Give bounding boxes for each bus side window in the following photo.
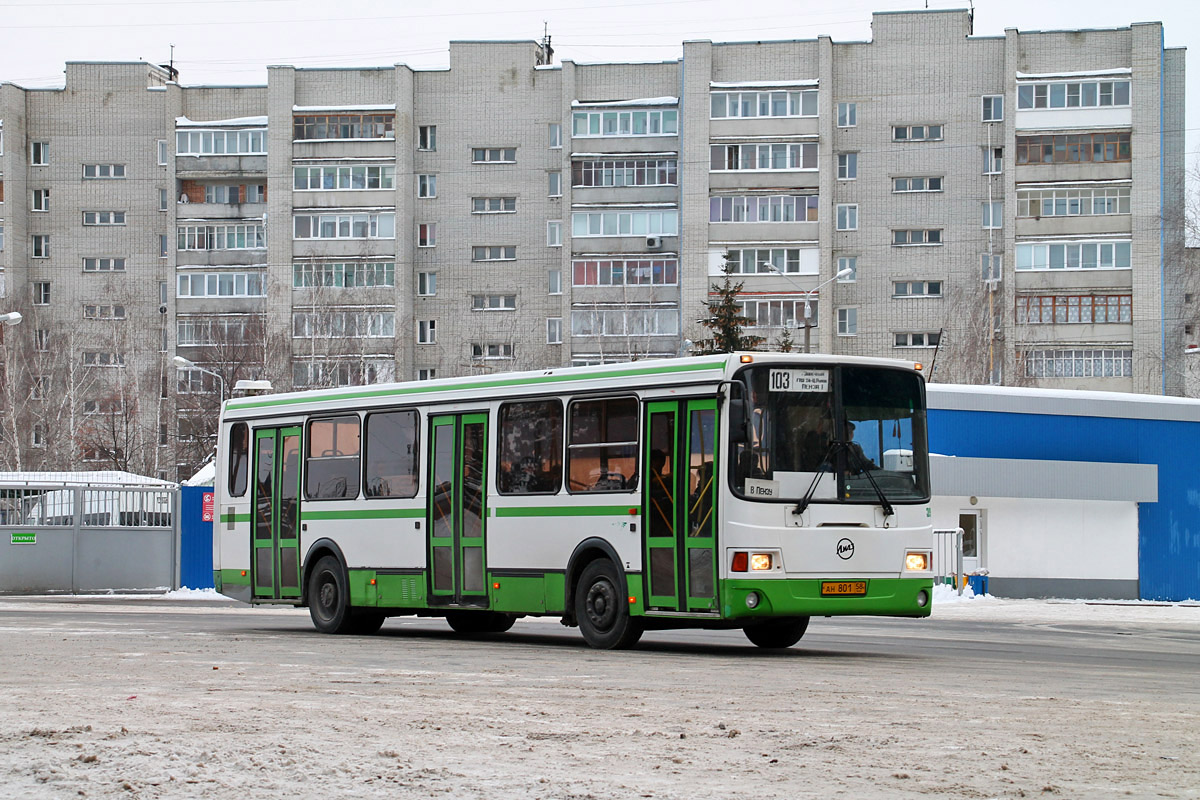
[566,397,638,493]
[363,410,419,498]
[306,416,362,500]
[228,422,249,497]
[497,399,563,495]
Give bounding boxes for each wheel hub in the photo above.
[586,581,615,629]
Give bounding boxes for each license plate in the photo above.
[821,580,867,596]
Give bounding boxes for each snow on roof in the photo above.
[292,103,397,112]
[183,460,215,487]
[0,471,175,487]
[572,97,678,108]
[1016,68,1131,80]
[709,79,818,88]
[176,115,268,127]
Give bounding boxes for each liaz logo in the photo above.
[836,538,855,560]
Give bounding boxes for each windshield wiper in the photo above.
[793,440,894,518]
[845,444,894,517]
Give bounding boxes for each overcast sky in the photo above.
[0,0,1194,163]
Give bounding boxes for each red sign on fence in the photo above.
[202,492,215,522]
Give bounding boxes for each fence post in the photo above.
[72,486,84,593]
[172,488,182,591]
[955,527,964,597]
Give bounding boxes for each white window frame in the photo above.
[547,317,563,344]
[471,294,516,312]
[892,125,943,142]
[30,142,49,166]
[472,147,516,163]
[836,204,858,231]
[83,211,126,226]
[417,175,436,198]
[570,210,678,238]
[32,189,50,212]
[418,368,437,381]
[892,229,943,247]
[549,171,562,197]
[83,257,126,273]
[82,164,126,179]
[709,90,818,119]
[984,147,1004,175]
[157,139,168,165]
[417,272,437,297]
[837,102,857,128]
[32,235,50,258]
[893,280,943,298]
[836,307,858,336]
[33,281,50,305]
[571,109,679,138]
[472,246,517,262]
[471,197,516,214]
[982,201,1003,230]
[894,332,941,348]
[292,213,394,241]
[418,223,436,248]
[547,220,562,247]
[837,153,857,180]
[418,125,436,151]
[548,123,562,149]
[548,269,562,295]
[893,176,942,193]
[837,256,857,283]
[982,95,1004,122]
[709,142,818,172]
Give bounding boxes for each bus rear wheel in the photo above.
[743,617,810,649]
[445,610,516,635]
[575,560,643,650]
[308,555,356,634]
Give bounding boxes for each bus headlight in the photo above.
[745,592,760,609]
[750,553,773,571]
[905,551,930,572]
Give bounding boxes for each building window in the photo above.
[710,90,818,119]
[83,211,126,226]
[549,123,562,149]
[892,229,942,246]
[1017,80,1130,110]
[32,189,49,211]
[893,280,942,298]
[418,125,436,151]
[571,109,678,137]
[159,188,169,211]
[724,248,817,276]
[547,220,562,247]
[836,204,858,231]
[1016,294,1132,324]
[892,125,943,142]
[571,210,678,237]
[982,254,1002,283]
[32,235,50,258]
[837,102,857,128]
[293,165,395,190]
[157,139,168,165]
[176,315,264,346]
[417,272,437,297]
[893,176,942,193]
[837,307,858,336]
[570,307,679,337]
[837,256,857,282]
[1015,133,1130,165]
[82,304,126,320]
[572,258,678,287]
[982,95,1004,122]
[709,195,818,222]
[982,202,1003,229]
[472,342,514,360]
[547,317,563,344]
[292,213,394,240]
[82,164,126,179]
[30,377,49,400]
[418,320,437,344]
[1015,241,1131,271]
[837,153,857,180]
[177,129,267,154]
[31,142,49,166]
[34,329,49,351]
[472,246,516,261]
[894,332,941,348]
[709,143,817,171]
[472,294,516,311]
[31,424,47,448]
[293,114,393,140]
[83,257,126,273]
[549,171,562,197]
[82,351,126,367]
[1022,348,1132,378]
[471,196,516,214]
[178,272,266,298]
[548,269,562,295]
[180,223,267,249]
[740,298,813,330]
[572,158,677,187]
[472,147,516,163]
[418,175,436,198]
[292,310,395,339]
[984,147,1003,175]
[1017,187,1130,217]
[418,369,437,381]
[418,223,436,248]
[159,234,169,257]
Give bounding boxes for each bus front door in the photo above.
[643,399,718,613]
[251,426,303,600]
[426,413,489,606]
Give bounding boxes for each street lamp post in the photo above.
[0,312,21,344]
[172,355,226,404]
[764,266,853,353]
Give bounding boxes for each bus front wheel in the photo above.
[308,555,355,634]
[743,617,810,649]
[575,560,643,650]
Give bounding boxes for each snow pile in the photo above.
[163,587,226,600]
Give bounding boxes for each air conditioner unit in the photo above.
[646,236,663,249]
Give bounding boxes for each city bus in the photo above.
[213,352,933,649]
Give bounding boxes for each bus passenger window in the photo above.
[306,416,361,499]
[364,410,419,498]
[567,397,637,493]
[228,422,249,496]
[498,400,563,495]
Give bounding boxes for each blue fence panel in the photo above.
[179,485,214,589]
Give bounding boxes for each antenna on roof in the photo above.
[158,43,179,81]
[538,23,554,66]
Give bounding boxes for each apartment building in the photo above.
[0,9,1186,477]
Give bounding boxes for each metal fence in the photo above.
[932,527,964,596]
[0,484,179,594]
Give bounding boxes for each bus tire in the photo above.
[743,617,810,649]
[307,555,354,634]
[575,560,643,650]
[347,612,386,635]
[445,610,516,635]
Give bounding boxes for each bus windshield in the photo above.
[732,364,929,504]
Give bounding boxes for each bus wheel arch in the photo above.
[302,540,360,635]
[563,538,627,627]
[301,538,348,608]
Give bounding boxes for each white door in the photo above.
[958,510,983,575]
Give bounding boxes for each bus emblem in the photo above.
[836,538,855,560]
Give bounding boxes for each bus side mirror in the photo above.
[727,383,748,444]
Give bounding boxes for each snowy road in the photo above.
[0,594,1197,799]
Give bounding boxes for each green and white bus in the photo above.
[213,352,933,649]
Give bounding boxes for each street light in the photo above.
[1,312,22,326]
[763,265,853,353]
[173,355,226,404]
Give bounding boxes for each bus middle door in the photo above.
[251,426,303,600]
[426,413,489,607]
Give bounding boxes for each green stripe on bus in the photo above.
[300,508,425,521]
[225,358,726,411]
[494,505,637,518]
[220,513,251,523]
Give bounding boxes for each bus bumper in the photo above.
[722,577,933,620]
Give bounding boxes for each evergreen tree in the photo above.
[695,253,765,354]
